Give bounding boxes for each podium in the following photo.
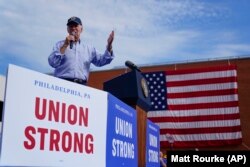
[103,70,151,167]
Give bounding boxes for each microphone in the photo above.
[125,60,141,72]
[70,41,73,49]
[70,32,76,49]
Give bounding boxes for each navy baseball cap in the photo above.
[67,16,82,26]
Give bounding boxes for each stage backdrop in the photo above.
[0,64,138,167]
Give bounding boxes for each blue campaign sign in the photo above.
[106,94,138,167]
[146,120,160,167]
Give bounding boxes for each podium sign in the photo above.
[146,120,160,167]
[106,94,138,166]
[0,64,138,167]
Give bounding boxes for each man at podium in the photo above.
[48,16,115,85]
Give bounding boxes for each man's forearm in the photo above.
[60,44,68,54]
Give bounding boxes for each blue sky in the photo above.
[0,0,250,75]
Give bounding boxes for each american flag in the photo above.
[143,65,242,148]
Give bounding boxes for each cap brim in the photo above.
[67,21,81,25]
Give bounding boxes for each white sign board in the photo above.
[0,64,108,166]
[0,75,5,101]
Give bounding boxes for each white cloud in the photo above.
[208,44,250,58]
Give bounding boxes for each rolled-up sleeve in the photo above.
[48,41,65,68]
[91,47,115,67]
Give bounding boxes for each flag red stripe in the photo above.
[167,89,238,98]
[167,76,237,87]
[166,65,236,75]
[168,101,239,110]
[148,113,240,123]
[160,138,242,148]
[160,126,242,134]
